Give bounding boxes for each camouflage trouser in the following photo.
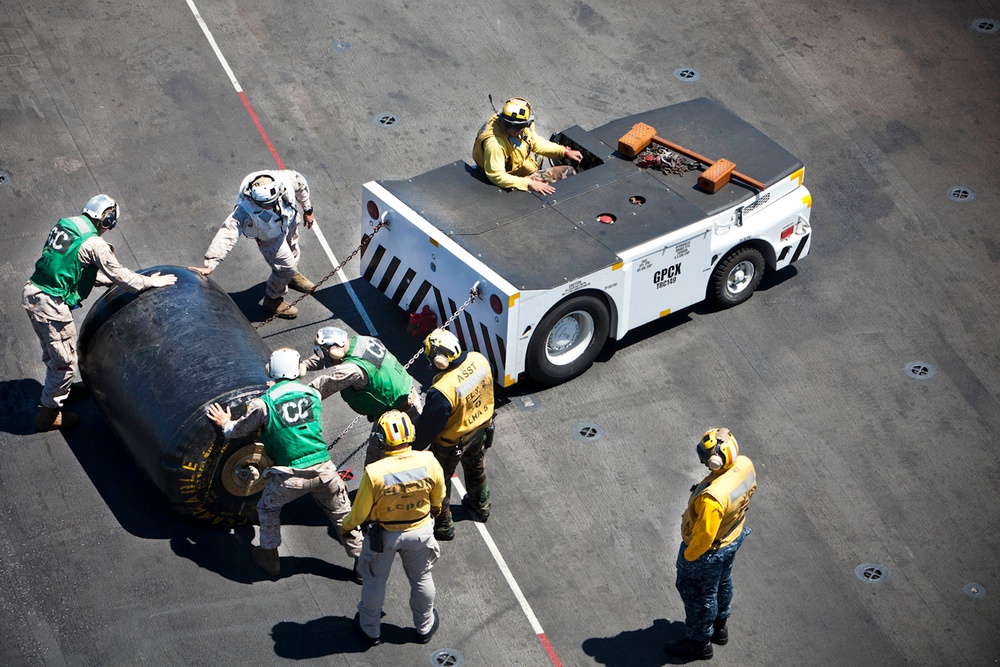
[23,288,76,409]
[431,427,490,535]
[530,164,577,184]
[675,525,751,642]
[256,223,301,300]
[256,460,363,558]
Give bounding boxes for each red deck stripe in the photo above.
[238,90,284,169]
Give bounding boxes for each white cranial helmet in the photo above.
[244,172,282,205]
[268,348,301,380]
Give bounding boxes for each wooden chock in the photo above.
[618,123,657,159]
[698,158,736,193]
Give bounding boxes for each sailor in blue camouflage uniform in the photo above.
[665,428,757,661]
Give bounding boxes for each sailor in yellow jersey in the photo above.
[342,411,446,647]
[412,328,495,541]
[472,97,583,196]
[665,428,757,661]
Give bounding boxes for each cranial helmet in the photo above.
[268,348,301,381]
[499,97,534,129]
[314,326,350,362]
[696,428,739,471]
[377,410,415,448]
[82,194,119,230]
[423,328,461,370]
[244,172,283,205]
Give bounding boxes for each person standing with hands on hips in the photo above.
[412,328,495,542]
[665,427,757,661]
[341,411,446,647]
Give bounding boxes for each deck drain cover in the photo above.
[332,40,351,51]
[573,422,604,442]
[855,563,888,584]
[673,67,701,82]
[515,395,542,411]
[904,361,936,380]
[947,186,975,202]
[372,112,401,127]
[963,582,986,599]
[430,648,464,666]
[0,169,10,185]
[972,18,998,34]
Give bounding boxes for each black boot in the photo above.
[711,618,728,645]
[664,637,713,660]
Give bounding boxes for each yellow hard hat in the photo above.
[423,328,462,370]
[377,410,415,448]
[696,428,739,471]
[499,97,534,128]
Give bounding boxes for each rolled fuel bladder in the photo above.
[79,266,273,526]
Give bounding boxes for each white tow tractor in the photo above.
[360,97,812,386]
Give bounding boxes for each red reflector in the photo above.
[367,200,380,220]
[490,294,503,314]
[780,225,793,240]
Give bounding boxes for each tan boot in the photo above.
[35,407,80,432]
[252,546,281,577]
[288,272,316,294]
[262,296,298,319]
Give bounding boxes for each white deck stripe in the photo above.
[450,478,545,635]
[312,224,378,336]
[184,0,241,92]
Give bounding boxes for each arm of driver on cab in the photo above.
[529,130,571,161]
[683,495,724,562]
[480,137,532,191]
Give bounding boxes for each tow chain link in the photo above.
[253,220,388,330]
[636,145,700,177]
[330,281,482,465]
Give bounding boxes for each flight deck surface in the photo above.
[1,1,998,665]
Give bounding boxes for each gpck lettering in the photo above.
[654,263,682,289]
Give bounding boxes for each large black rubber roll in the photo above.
[79,266,272,526]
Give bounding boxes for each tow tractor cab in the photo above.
[360,98,812,386]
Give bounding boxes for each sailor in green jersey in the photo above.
[22,194,176,432]
[206,348,364,580]
[304,327,423,465]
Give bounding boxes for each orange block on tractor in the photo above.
[617,122,765,192]
[698,158,736,193]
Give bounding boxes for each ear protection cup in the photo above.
[432,353,449,370]
[698,427,736,471]
[328,346,347,362]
